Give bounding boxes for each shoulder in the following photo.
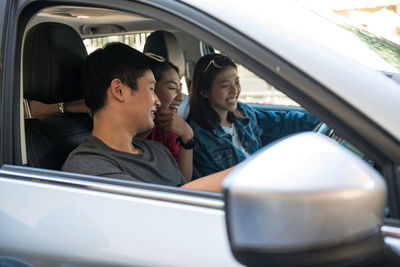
[237,101,250,110]
[189,121,208,132]
[63,135,111,159]
[237,101,256,115]
[135,138,172,155]
[237,102,260,123]
[189,121,202,133]
[62,137,118,175]
[189,121,215,138]
[237,101,249,110]
[66,135,104,157]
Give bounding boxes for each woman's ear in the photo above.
[200,89,209,99]
[109,78,125,102]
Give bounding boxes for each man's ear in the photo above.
[109,78,125,102]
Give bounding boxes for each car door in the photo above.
[0,164,238,266]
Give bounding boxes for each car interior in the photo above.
[18,4,387,201]
[22,7,191,171]
[20,6,306,172]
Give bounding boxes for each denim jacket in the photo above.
[190,102,319,178]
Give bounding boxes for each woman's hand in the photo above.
[158,109,194,181]
[157,109,194,142]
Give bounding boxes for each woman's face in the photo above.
[204,65,241,116]
[154,68,183,113]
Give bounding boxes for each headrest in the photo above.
[143,30,185,76]
[23,22,88,103]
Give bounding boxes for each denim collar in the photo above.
[211,117,251,137]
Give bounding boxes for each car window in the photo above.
[22,8,313,188]
[83,33,151,55]
[81,28,377,177]
[211,48,299,106]
[19,9,346,164]
[17,4,397,207]
[236,64,299,105]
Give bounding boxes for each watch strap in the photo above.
[177,137,196,149]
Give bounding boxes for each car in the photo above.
[0,0,400,266]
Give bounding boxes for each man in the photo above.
[62,42,231,192]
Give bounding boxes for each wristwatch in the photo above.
[178,137,196,149]
[58,102,65,113]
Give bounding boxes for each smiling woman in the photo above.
[139,55,194,181]
[187,53,319,178]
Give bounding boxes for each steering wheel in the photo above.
[312,121,334,137]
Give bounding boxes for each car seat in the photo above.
[23,22,92,170]
[143,30,185,75]
[143,30,189,119]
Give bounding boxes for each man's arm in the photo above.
[180,166,235,192]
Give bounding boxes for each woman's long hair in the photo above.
[187,53,243,130]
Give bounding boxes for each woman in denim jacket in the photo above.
[187,54,319,178]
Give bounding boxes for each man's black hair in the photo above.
[81,42,156,114]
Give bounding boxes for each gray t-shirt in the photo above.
[62,135,186,187]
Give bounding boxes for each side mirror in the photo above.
[223,133,387,266]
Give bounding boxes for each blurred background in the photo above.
[239,0,400,105]
[298,0,400,45]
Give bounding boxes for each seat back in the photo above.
[23,22,92,170]
[143,30,185,76]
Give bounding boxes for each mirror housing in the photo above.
[224,133,387,266]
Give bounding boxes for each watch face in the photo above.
[58,102,64,113]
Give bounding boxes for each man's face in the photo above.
[125,70,160,134]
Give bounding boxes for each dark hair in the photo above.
[81,42,155,114]
[148,56,180,82]
[187,53,243,130]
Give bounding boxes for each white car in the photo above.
[0,0,399,266]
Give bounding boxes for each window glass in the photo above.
[237,65,299,106]
[83,33,151,54]
[210,49,298,105]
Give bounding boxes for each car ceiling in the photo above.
[27,6,173,38]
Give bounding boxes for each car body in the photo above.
[0,0,400,266]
